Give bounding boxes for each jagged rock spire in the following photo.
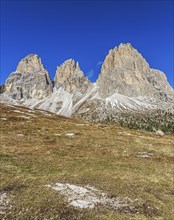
[16,54,45,73]
[54,59,91,93]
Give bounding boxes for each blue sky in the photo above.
[1,0,173,87]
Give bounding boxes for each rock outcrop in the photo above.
[4,54,53,100]
[147,69,174,102]
[1,43,173,132]
[26,59,94,116]
[96,43,173,101]
[54,59,91,94]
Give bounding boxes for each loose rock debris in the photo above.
[0,192,9,214]
[47,183,131,210]
[65,133,75,137]
[137,152,154,158]
[0,118,7,121]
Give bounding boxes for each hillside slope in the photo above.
[0,103,174,219]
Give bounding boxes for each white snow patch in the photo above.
[47,183,129,209]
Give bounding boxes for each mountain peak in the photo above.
[96,44,157,98]
[16,54,45,73]
[56,59,81,74]
[4,54,52,100]
[54,59,91,93]
[1,43,173,123]
[118,42,133,48]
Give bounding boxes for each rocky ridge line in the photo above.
[0,43,173,132]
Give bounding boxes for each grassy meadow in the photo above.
[0,103,173,219]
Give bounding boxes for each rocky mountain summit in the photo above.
[54,59,91,94]
[97,43,173,101]
[4,54,53,100]
[1,43,173,131]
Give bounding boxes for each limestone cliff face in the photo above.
[54,59,91,94]
[1,44,173,121]
[5,54,53,100]
[16,54,45,73]
[96,43,172,101]
[147,69,174,101]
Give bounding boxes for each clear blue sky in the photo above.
[1,0,173,87]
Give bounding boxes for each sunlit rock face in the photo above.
[5,54,53,100]
[54,59,91,94]
[96,43,173,101]
[1,43,173,126]
[16,54,45,73]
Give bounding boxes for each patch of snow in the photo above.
[47,183,129,210]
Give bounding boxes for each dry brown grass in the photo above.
[0,103,174,219]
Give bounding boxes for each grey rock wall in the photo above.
[4,54,53,100]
